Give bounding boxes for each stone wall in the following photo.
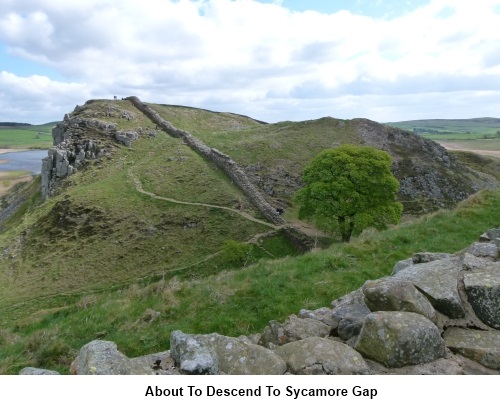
[126,96,285,226]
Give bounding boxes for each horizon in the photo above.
[2,106,500,126]
[1,0,500,124]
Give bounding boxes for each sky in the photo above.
[1,0,500,124]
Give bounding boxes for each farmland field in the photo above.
[0,122,56,149]
[436,139,500,158]
[386,117,500,141]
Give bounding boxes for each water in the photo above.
[0,150,48,175]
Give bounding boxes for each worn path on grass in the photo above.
[128,170,280,230]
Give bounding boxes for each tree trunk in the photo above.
[338,217,353,243]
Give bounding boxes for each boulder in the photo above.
[274,337,370,375]
[258,315,330,348]
[258,320,286,348]
[354,311,445,368]
[467,242,499,259]
[362,277,436,322]
[331,289,371,341]
[364,357,465,375]
[71,340,169,375]
[71,340,131,375]
[130,351,177,375]
[479,228,500,242]
[115,131,139,147]
[462,253,496,272]
[444,328,500,370]
[393,258,465,318]
[297,307,335,328]
[19,367,60,375]
[412,252,454,264]
[170,331,286,375]
[391,258,413,275]
[463,269,500,329]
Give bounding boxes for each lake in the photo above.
[0,150,48,174]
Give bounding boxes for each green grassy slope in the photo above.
[0,188,498,374]
[0,100,295,312]
[152,104,361,209]
[153,105,359,168]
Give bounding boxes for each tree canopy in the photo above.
[294,144,403,242]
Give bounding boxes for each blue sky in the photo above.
[257,0,431,18]
[1,0,500,124]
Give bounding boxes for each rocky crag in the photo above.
[242,118,497,215]
[21,227,500,375]
[41,105,143,200]
[355,119,498,213]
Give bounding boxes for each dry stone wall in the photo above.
[22,227,500,375]
[125,96,285,226]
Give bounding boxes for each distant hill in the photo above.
[385,117,500,139]
[0,121,59,128]
[0,122,32,127]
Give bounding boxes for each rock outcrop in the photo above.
[42,115,118,200]
[28,227,498,375]
[354,119,498,213]
[41,100,148,200]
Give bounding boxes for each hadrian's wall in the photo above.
[126,96,320,251]
[125,96,286,227]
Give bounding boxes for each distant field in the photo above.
[386,117,500,140]
[437,139,500,159]
[0,170,32,197]
[0,122,56,149]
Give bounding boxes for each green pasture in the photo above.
[386,118,500,140]
[0,123,56,149]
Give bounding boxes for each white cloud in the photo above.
[0,0,500,123]
[0,71,91,123]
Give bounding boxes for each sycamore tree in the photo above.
[294,144,403,242]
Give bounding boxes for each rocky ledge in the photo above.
[21,228,500,375]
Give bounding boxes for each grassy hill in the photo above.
[0,186,498,374]
[0,99,498,374]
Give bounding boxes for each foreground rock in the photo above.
[70,340,173,375]
[258,315,331,348]
[444,328,500,370]
[274,337,370,375]
[393,258,465,318]
[463,263,500,329]
[331,289,371,341]
[170,331,286,375]
[354,312,445,368]
[19,367,60,375]
[362,277,436,322]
